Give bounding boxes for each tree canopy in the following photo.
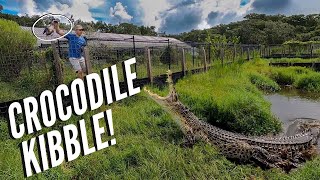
[175,13,320,45]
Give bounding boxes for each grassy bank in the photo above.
[1,93,320,179]
[174,62,281,136]
[245,59,320,92]
[269,58,320,63]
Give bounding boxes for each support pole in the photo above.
[181,48,186,76]
[132,36,137,74]
[202,47,208,71]
[83,47,92,74]
[51,41,64,86]
[145,47,153,83]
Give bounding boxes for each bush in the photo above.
[0,19,36,81]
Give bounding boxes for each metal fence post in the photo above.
[51,41,64,85]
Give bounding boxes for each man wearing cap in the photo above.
[54,23,87,79]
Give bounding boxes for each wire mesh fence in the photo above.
[0,36,264,104]
[261,43,320,58]
[0,48,56,103]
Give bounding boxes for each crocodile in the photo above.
[144,71,318,171]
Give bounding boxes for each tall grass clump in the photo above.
[176,64,281,136]
[245,59,320,92]
[248,72,281,92]
[269,66,320,92]
[295,73,320,92]
[269,68,296,85]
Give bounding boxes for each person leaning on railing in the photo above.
[54,22,87,79]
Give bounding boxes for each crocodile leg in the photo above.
[181,130,197,148]
[250,146,282,169]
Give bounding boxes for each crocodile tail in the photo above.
[144,70,179,103]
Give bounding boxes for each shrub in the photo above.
[0,19,36,81]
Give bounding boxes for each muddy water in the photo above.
[265,87,320,145]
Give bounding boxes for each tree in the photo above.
[0,5,3,13]
[264,21,295,44]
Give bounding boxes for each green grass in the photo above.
[244,59,320,93]
[174,63,281,136]
[0,67,54,102]
[269,58,320,63]
[296,73,320,92]
[1,93,320,179]
[248,72,281,92]
[1,58,320,179]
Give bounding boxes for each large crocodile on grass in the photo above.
[144,71,319,171]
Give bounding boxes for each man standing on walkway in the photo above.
[54,22,87,79]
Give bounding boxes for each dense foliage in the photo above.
[174,13,320,44]
[0,19,36,81]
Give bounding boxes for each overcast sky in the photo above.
[1,0,320,34]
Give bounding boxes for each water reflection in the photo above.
[265,87,320,150]
[265,88,320,125]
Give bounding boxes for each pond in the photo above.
[265,87,320,148]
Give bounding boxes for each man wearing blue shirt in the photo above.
[54,23,87,79]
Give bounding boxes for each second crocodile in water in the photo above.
[144,71,319,171]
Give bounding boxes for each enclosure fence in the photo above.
[260,43,320,59]
[0,37,263,106]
